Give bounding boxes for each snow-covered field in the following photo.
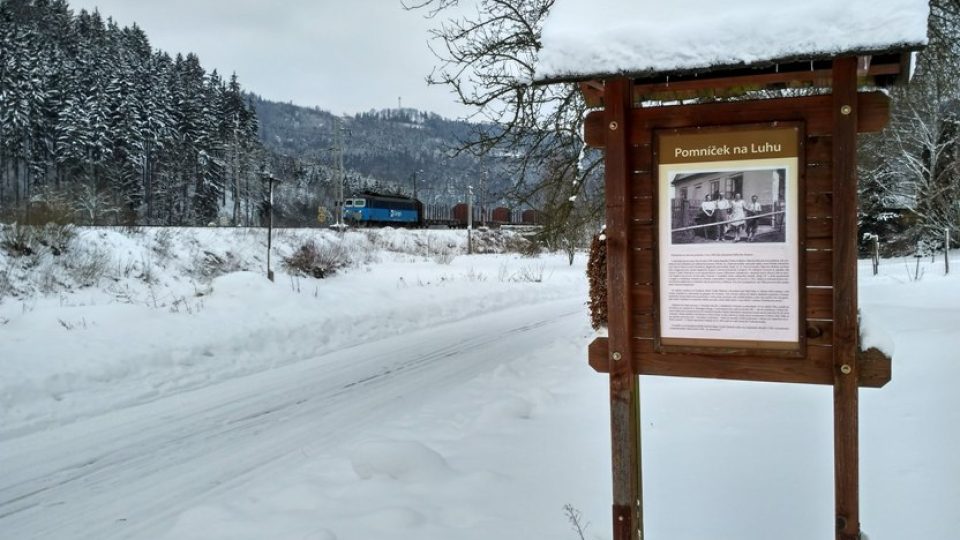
[1,228,957,540]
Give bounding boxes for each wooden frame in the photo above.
[587,57,894,540]
[652,122,806,356]
[587,89,891,387]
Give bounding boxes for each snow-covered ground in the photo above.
[1,229,957,540]
[0,226,545,437]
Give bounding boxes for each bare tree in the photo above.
[405,0,604,241]
[878,7,960,244]
[860,2,960,245]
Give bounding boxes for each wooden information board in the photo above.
[586,83,891,387]
[585,58,893,540]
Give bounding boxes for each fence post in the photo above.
[946,227,951,275]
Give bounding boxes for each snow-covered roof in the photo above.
[534,0,930,83]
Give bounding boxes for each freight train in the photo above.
[341,193,541,228]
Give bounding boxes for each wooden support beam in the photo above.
[587,337,891,388]
[603,78,643,540]
[583,93,890,148]
[573,57,908,104]
[580,81,606,108]
[831,56,862,540]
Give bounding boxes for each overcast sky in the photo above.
[68,0,468,118]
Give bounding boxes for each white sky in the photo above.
[68,0,468,118]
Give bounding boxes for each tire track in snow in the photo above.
[0,297,587,539]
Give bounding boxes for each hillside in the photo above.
[252,96,524,220]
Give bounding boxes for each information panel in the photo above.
[657,125,801,351]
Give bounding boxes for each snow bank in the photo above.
[0,226,577,438]
[535,0,929,81]
[351,440,455,482]
[860,309,896,356]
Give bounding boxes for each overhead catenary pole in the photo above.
[334,116,346,229]
[467,185,474,255]
[480,159,487,227]
[412,168,422,200]
[261,172,281,282]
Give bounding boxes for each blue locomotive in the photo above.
[342,193,423,227]
[339,192,542,228]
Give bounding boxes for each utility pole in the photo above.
[233,118,241,226]
[333,117,346,229]
[411,169,422,200]
[261,171,281,282]
[467,185,474,255]
[479,159,487,227]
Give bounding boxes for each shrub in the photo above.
[0,223,76,257]
[587,233,607,330]
[0,223,35,257]
[283,240,349,279]
[37,223,75,256]
[152,228,174,260]
[196,250,246,280]
[498,262,545,283]
[64,246,110,287]
[432,248,456,265]
[0,262,12,300]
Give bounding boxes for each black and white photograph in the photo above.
[668,168,787,245]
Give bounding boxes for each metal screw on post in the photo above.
[260,171,282,282]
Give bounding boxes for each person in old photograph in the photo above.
[775,195,786,232]
[699,194,716,240]
[745,194,762,241]
[729,193,747,242]
[714,191,731,241]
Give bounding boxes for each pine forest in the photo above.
[0,0,265,226]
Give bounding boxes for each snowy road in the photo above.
[0,297,586,539]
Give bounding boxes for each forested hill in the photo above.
[0,0,265,226]
[252,96,518,212]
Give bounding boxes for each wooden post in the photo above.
[945,228,950,275]
[873,235,880,276]
[604,78,642,540]
[832,57,861,540]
